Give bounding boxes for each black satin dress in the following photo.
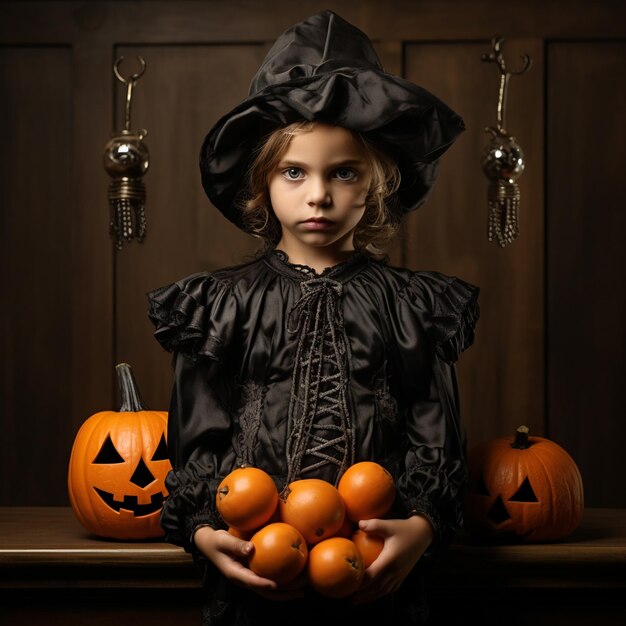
[147,250,479,626]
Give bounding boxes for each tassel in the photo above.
[107,170,148,250]
[481,37,531,248]
[104,56,149,250]
[482,127,524,248]
[487,180,520,247]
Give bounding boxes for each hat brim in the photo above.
[200,68,465,231]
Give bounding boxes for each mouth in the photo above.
[94,487,165,516]
[300,218,335,230]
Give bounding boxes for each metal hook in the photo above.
[482,37,532,76]
[482,37,531,132]
[113,55,146,84]
[113,56,146,132]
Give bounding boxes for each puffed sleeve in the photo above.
[394,271,479,559]
[147,272,237,553]
[147,272,235,363]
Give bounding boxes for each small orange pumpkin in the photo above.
[67,363,170,540]
[351,528,384,568]
[216,467,279,532]
[248,522,308,586]
[279,478,345,546]
[307,536,364,598]
[337,461,396,522]
[464,425,584,542]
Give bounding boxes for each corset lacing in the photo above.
[284,275,355,489]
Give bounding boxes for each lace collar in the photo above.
[267,249,369,281]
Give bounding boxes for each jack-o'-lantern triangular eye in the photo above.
[509,477,538,502]
[488,495,511,524]
[93,435,125,464]
[151,433,168,461]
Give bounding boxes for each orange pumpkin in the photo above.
[248,522,308,586]
[464,425,584,542]
[67,363,170,540]
[217,467,279,531]
[307,536,364,598]
[337,461,396,522]
[279,478,345,546]
[351,528,384,568]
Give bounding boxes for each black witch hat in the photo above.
[200,10,465,231]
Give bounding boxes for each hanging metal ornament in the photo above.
[103,56,149,250]
[481,37,532,248]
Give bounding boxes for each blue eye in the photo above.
[334,168,357,181]
[283,167,303,180]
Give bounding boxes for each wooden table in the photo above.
[1,507,625,625]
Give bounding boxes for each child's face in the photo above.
[267,123,371,256]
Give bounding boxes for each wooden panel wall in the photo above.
[547,42,626,507]
[113,44,266,409]
[404,39,545,448]
[0,1,624,509]
[0,48,75,504]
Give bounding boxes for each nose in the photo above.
[130,456,155,488]
[306,176,331,208]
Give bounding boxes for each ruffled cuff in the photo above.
[404,497,441,561]
[147,273,234,362]
[400,272,480,364]
[160,461,226,553]
[396,457,469,561]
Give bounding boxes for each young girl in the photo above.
[148,10,479,626]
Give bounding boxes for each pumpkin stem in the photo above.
[511,425,530,449]
[116,363,149,412]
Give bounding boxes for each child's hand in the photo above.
[193,526,305,601]
[253,570,307,601]
[350,514,434,605]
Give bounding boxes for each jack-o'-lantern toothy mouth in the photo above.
[94,487,165,516]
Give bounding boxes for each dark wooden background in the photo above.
[1,0,624,509]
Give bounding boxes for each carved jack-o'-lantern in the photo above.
[464,425,584,542]
[68,363,171,539]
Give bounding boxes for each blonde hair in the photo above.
[238,121,401,259]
